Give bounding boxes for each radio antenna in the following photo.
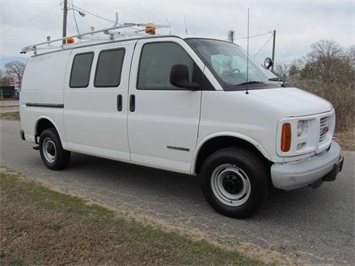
[184,15,188,35]
[246,8,250,95]
[165,18,171,34]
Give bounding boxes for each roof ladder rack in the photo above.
[20,13,169,55]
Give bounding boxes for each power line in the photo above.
[226,30,274,58]
[254,34,273,57]
[0,0,11,7]
[235,31,272,40]
[0,4,59,35]
[71,0,81,35]
[71,4,115,24]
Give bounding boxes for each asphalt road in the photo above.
[1,120,354,265]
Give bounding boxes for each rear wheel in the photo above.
[39,128,71,170]
[200,147,269,219]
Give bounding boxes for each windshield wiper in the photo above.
[235,81,265,86]
[268,77,283,82]
[268,77,287,87]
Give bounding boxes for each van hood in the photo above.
[249,87,333,117]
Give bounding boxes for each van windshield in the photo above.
[186,38,281,91]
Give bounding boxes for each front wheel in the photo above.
[39,128,71,170]
[200,147,269,219]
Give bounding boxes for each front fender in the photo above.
[191,131,272,174]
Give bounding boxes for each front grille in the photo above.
[319,116,329,142]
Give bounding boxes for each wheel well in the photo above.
[195,136,271,174]
[36,119,56,143]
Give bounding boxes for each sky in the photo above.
[0,0,354,69]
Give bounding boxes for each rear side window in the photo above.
[70,52,94,88]
[95,48,125,87]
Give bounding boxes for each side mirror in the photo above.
[264,57,273,70]
[170,64,200,90]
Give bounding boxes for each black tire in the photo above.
[200,147,269,219]
[39,128,71,170]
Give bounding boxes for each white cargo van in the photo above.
[20,24,344,218]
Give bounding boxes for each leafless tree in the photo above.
[348,45,355,69]
[275,63,290,81]
[5,61,25,83]
[292,40,354,131]
[0,69,13,86]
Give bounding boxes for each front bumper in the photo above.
[271,141,343,191]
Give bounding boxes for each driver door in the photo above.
[127,39,202,173]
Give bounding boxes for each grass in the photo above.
[0,169,263,266]
[0,98,17,101]
[0,105,18,108]
[0,112,20,120]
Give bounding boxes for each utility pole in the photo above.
[271,30,276,72]
[62,0,68,44]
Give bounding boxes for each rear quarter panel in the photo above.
[20,50,71,143]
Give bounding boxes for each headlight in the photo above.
[297,120,304,136]
[278,118,311,156]
[278,113,333,157]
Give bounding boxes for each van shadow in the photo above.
[68,152,203,204]
[67,152,336,223]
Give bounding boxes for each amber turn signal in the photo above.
[281,123,291,152]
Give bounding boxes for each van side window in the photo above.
[95,48,125,87]
[69,52,94,88]
[137,42,195,90]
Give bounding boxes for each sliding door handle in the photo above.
[117,94,122,111]
[130,95,135,112]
